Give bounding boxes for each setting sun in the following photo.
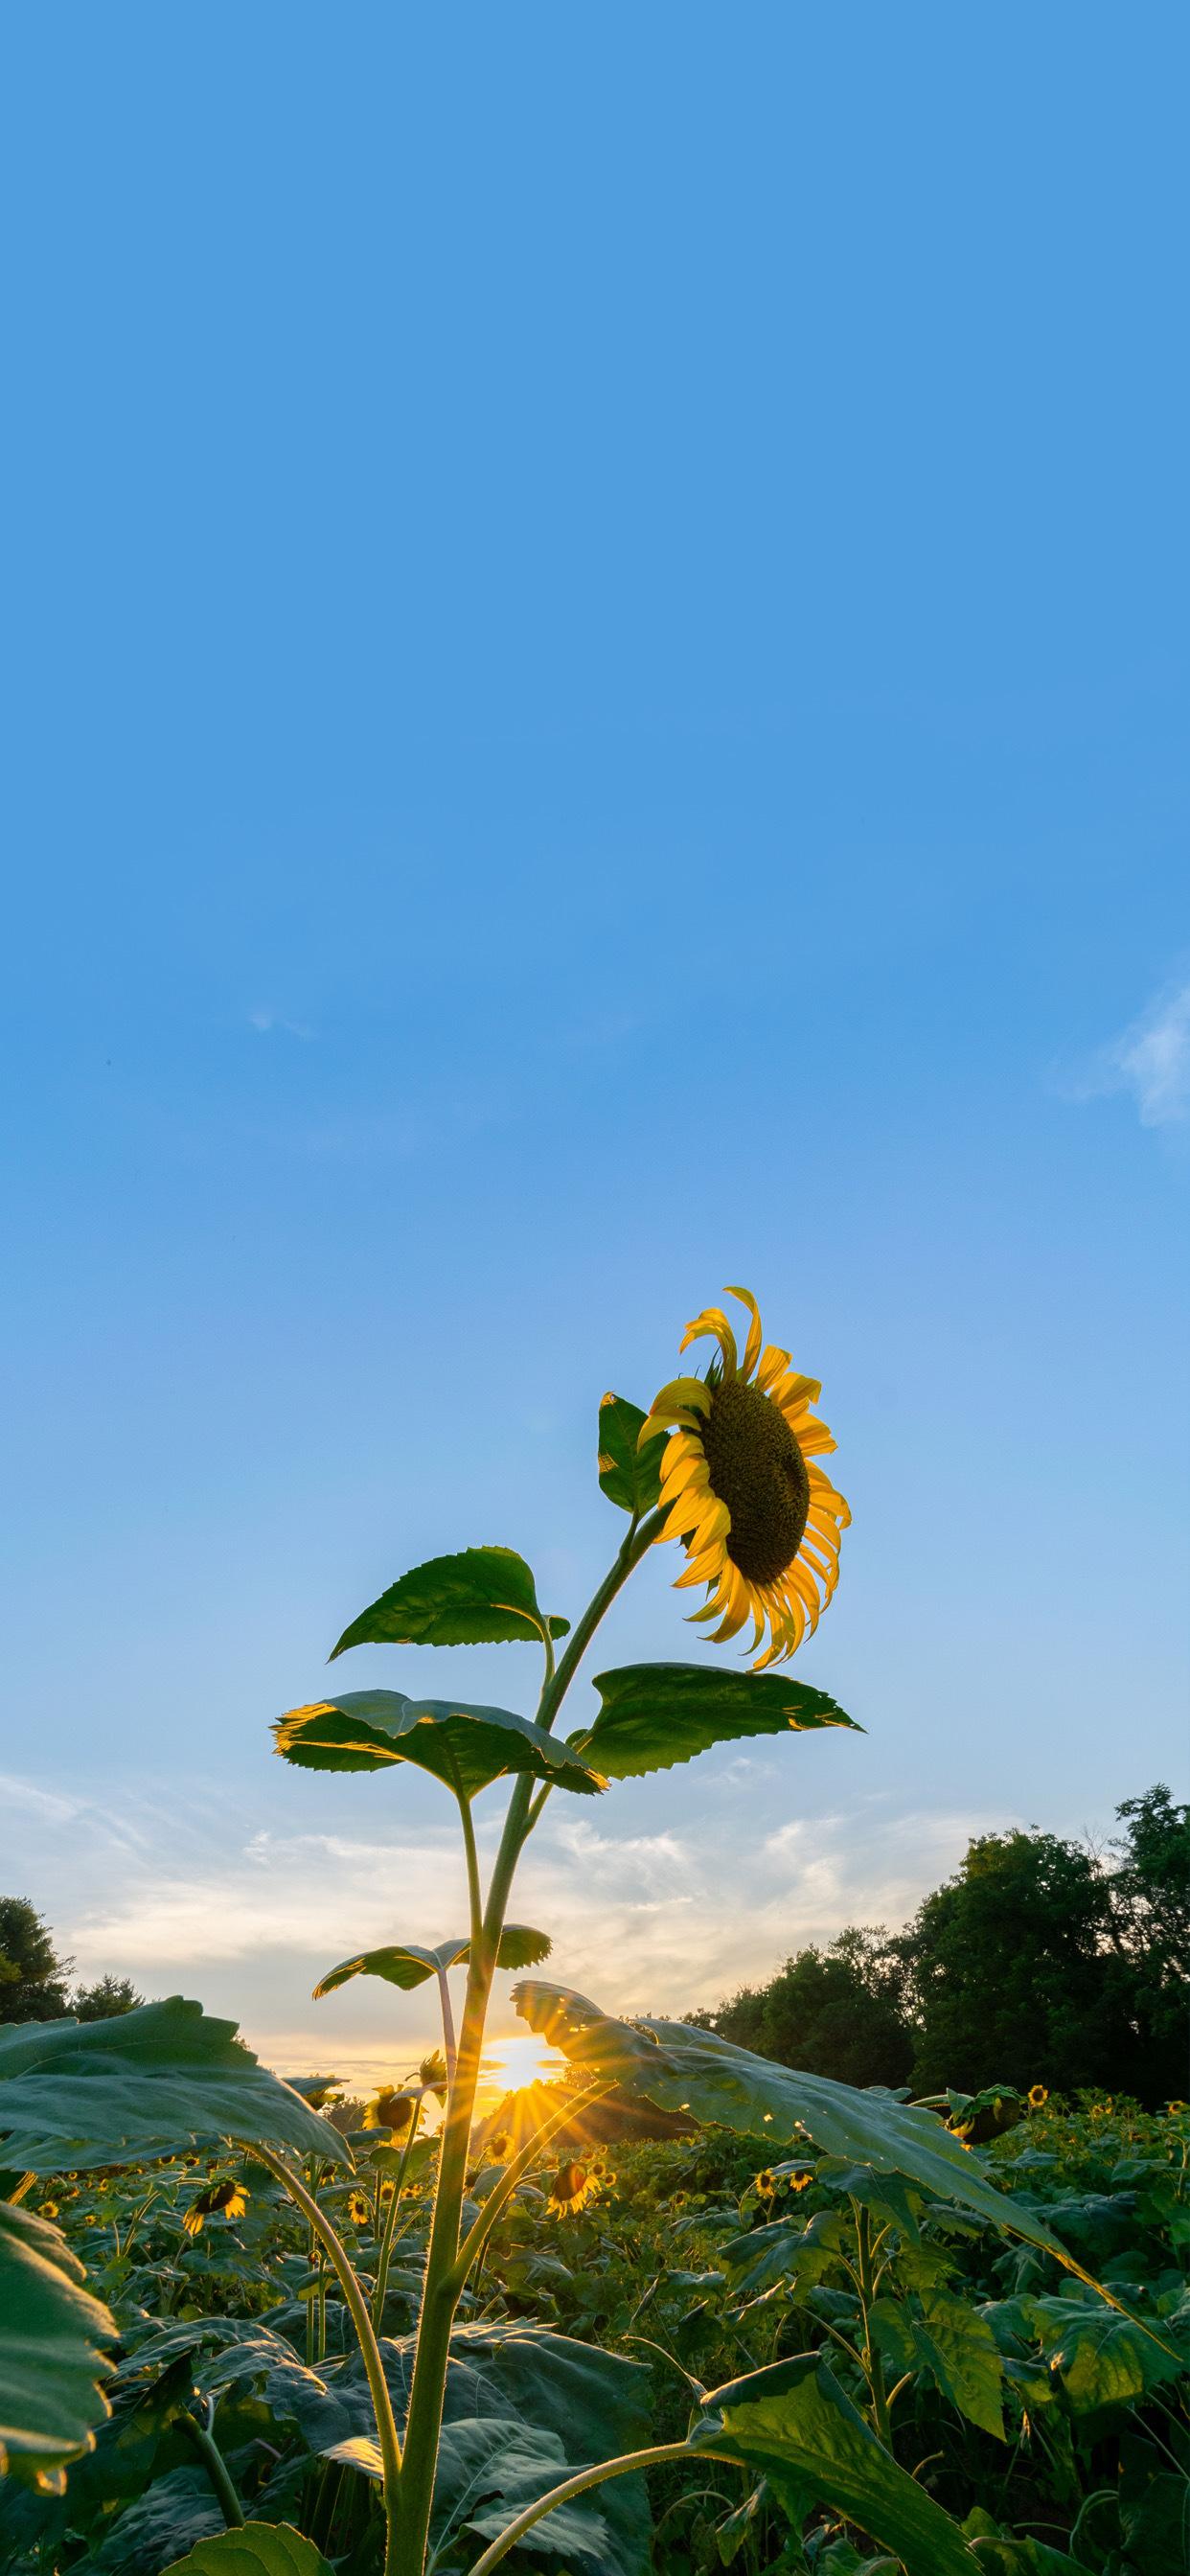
[479,2032,567,2102]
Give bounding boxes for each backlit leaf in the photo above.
[158,2526,335,2576]
[596,1395,668,1518]
[275,1691,606,1799]
[314,1925,551,2000]
[510,1982,1111,2288]
[330,1548,568,1660]
[691,2354,974,2575]
[0,2200,115,2490]
[570,1664,859,1779]
[0,1999,348,2174]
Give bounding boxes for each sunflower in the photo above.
[419,2052,449,2098]
[754,2170,776,2199]
[364,2086,415,2133]
[183,2178,249,2238]
[641,1287,850,1669]
[789,2169,812,2194]
[547,2160,598,2217]
[1028,2084,1048,2109]
[347,2190,371,2227]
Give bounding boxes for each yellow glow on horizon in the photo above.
[479,2033,566,2100]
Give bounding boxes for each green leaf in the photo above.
[570,1664,860,1779]
[158,2526,335,2576]
[337,2318,653,2576]
[330,1548,568,1660]
[916,2288,1004,2440]
[510,1983,1110,2289]
[1024,2295,1185,2414]
[0,2199,115,2489]
[314,1925,551,1999]
[691,2354,975,2576]
[0,1998,349,2174]
[597,1394,668,1517]
[275,1690,606,1798]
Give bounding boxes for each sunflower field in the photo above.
[2,1292,1186,2576]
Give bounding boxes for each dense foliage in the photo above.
[698,1790,1189,2105]
[0,2092,1186,2575]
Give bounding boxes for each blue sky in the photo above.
[2,7,1186,2086]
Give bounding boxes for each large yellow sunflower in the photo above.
[641,1286,850,1669]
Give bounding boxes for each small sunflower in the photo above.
[364,2086,415,2133]
[1167,2100,1187,2115]
[36,2201,59,2220]
[419,2052,448,2099]
[547,2160,598,2217]
[641,1287,850,1668]
[488,2131,512,2165]
[1028,2085,1048,2109]
[754,2169,776,2199]
[183,2179,249,2238]
[789,2169,812,2193]
[347,2190,371,2227]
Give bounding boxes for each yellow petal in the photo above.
[724,1285,764,1381]
[675,1542,728,1589]
[659,1445,711,1499]
[679,1308,739,1376]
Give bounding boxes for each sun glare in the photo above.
[480,2033,566,2099]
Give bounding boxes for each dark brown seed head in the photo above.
[700,1378,810,1584]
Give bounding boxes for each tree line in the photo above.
[0,1896,143,2023]
[692,1783,1188,2105]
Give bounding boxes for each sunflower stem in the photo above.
[536,1508,665,1737]
[253,2144,402,2566]
[465,2444,742,2576]
[393,1522,660,2576]
[447,2081,615,2297]
[371,2095,422,2330]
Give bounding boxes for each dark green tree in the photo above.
[1100,1784,1189,2097]
[0,1898,71,2022]
[699,1926,915,2090]
[898,1827,1172,2101]
[71,1971,144,2021]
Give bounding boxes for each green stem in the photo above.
[177,2409,245,2528]
[536,1509,664,1736]
[449,2082,614,2296]
[853,2201,892,2447]
[254,2145,402,2569]
[466,2443,740,2576]
[372,2098,423,2330]
[394,1518,662,2576]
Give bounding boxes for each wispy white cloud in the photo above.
[248,1006,316,1041]
[1064,973,1190,1128]
[4,1762,1013,2091]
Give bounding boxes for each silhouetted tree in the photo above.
[71,1972,144,2021]
[0,1898,71,2022]
[698,1926,914,2090]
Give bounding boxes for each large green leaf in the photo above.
[314,1924,551,1999]
[510,1983,1097,2282]
[870,2290,1005,2441]
[0,1999,349,2174]
[159,2524,334,2576]
[0,2199,115,2490]
[275,1691,606,1798]
[992,2294,1186,2416]
[330,1547,568,1660]
[335,2318,652,2576]
[597,1395,668,1518]
[569,1664,860,1779]
[691,2355,974,2576]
